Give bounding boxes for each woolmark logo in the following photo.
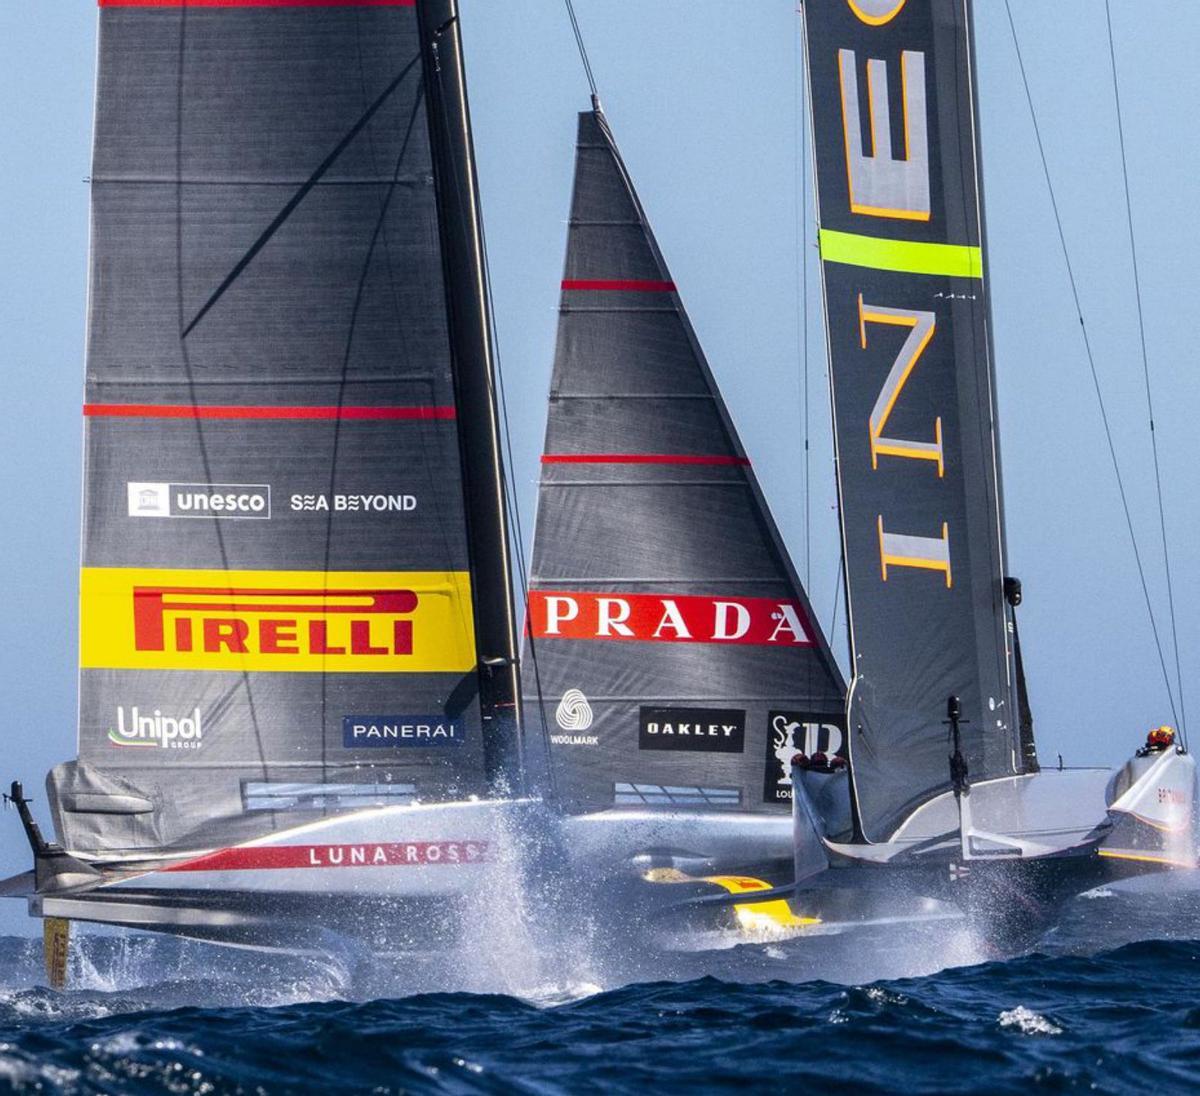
[108,706,203,750]
[555,689,593,731]
[128,482,270,520]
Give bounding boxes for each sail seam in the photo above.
[531,579,791,585]
[561,279,676,291]
[549,393,713,400]
[100,1,416,8]
[541,454,748,466]
[89,377,443,386]
[83,403,454,419]
[540,480,750,488]
[90,177,428,186]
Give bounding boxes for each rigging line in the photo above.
[563,0,600,106]
[172,7,268,779]
[316,87,427,780]
[796,6,824,707]
[181,51,422,339]
[426,26,550,798]
[796,4,812,593]
[829,554,843,659]
[1104,0,1187,749]
[1004,0,1180,730]
[478,214,558,802]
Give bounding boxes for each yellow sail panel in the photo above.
[80,567,476,673]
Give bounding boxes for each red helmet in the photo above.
[1147,726,1176,749]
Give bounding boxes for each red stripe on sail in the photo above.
[83,404,455,421]
[560,279,676,292]
[541,454,749,466]
[162,841,490,871]
[100,1,415,8]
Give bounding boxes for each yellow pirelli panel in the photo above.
[80,567,476,674]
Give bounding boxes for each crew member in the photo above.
[1138,725,1176,757]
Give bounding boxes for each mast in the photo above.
[417,0,523,788]
[966,2,1038,774]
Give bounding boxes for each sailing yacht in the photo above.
[661,0,1198,948]
[521,106,848,899]
[2,0,546,966]
[4,0,1195,978]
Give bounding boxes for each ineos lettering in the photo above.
[835,12,951,589]
[859,297,942,475]
[846,0,907,25]
[837,47,929,220]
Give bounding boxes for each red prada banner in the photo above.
[528,591,815,646]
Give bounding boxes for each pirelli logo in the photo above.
[80,568,475,673]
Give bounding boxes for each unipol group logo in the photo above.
[529,592,814,646]
[80,568,477,674]
[128,482,271,520]
[108,706,203,751]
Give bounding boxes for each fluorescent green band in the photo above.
[819,229,983,279]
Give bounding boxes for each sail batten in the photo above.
[523,110,845,814]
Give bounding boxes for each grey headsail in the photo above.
[522,109,845,816]
[52,0,520,857]
[801,0,1028,842]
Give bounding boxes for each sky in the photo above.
[1,0,1198,933]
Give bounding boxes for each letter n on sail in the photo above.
[859,296,942,476]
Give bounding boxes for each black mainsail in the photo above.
[523,109,845,816]
[802,0,1026,842]
[54,0,520,857]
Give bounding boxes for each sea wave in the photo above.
[0,937,1196,1094]
[1,880,1199,1094]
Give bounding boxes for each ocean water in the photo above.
[1,881,1198,1094]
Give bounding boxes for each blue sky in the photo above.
[1,1,1198,931]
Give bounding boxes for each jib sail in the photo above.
[51,0,520,856]
[523,109,845,815]
[801,0,1026,842]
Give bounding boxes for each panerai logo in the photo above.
[342,715,463,748]
[108,706,203,750]
[128,482,271,520]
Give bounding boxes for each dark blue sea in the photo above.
[1,879,1198,1094]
